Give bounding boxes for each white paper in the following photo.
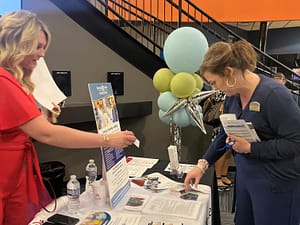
[109,213,141,225]
[165,163,195,174]
[126,156,159,178]
[190,184,211,194]
[220,114,260,142]
[133,138,140,148]
[32,58,66,111]
[142,196,202,220]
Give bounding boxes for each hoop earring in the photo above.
[226,78,237,88]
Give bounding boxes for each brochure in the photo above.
[124,194,150,211]
[79,211,111,225]
[220,114,260,142]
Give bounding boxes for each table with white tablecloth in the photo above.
[29,172,211,225]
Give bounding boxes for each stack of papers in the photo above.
[220,114,260,142]
[142,196,202,220]
[126,156,159,177]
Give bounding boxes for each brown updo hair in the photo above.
[200,39,257,77]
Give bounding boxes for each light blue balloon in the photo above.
[157,91,178,112]
[159,109,172,124]
[163,27,209,74]
[173,108,191,127]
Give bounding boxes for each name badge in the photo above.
[249,101,260,112]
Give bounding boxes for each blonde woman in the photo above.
[0,10,136,224]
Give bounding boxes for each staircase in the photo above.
[50,0,300,94]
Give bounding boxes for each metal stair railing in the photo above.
[87,0,180,55]
[87,0,300,93]
[182,0,300,90]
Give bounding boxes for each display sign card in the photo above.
[88,83,130,208]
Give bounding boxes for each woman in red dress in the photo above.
[0,10,136,225]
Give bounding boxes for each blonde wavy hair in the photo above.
[0,10,51,93]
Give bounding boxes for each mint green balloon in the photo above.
[170,72,196,98]
[153,68,174,92]
[163,27,208,73]
[173,108,190,127]
[157,91,178,112]
[159,109,172,124]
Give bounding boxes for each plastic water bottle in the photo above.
[67,175,80,214]
[85,159,97,193]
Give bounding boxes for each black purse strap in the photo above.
[40,177,57,213]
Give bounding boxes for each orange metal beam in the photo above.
[110,0,300,22]
[190,0,300,22]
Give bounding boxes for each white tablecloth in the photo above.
[29,173,211,225]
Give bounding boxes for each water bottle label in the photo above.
[87,171,97,181]
[67,188,80,199]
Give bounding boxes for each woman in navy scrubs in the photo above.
[185,40,300,225]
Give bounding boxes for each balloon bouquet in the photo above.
[153,27,215,162]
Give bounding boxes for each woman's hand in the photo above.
[227,134,251,154]
[105,130,136,148]
[51,102,61,115]
[44,102,61,123]
[184,166,204,191]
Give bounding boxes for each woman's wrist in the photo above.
[102,133,110,145]
[195,159,209,174]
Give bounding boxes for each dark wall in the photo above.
[267,27,300,55]
[246,27,300,55]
